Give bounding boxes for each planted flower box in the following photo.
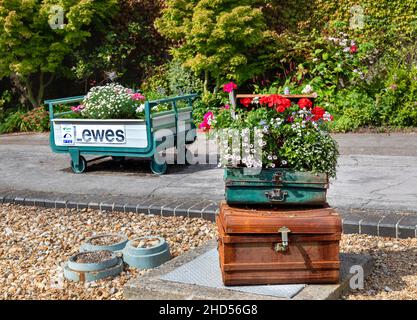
[199,84,338,206]
[224,167,328,206]
[46,84,197,175]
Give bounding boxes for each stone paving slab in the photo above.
[124,240,374,300]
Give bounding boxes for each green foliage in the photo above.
[280,129,338,177]
[0,89,12,122]
[0,0,118,107]
[192,91,229,127]
[0,107,49,133]
[166,60,204,95]
[0,111,25,133]
[376,59,417,127]
[156,0,274,90]
[72,0,168,86]
[141,59,204,98]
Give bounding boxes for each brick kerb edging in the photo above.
[1,192,416,239]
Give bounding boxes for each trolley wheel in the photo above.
[150,157,168,175]
[71,156,87,174]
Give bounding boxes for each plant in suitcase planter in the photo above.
[46,84,197,175]
[201,83,339,206]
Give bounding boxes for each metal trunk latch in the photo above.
[265,189,288,202]
[274,226,291,252]
[273,171,284,183]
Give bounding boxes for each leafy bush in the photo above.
[73,0,168,86]
[0,0,118,108]
[20,107,50,132]
[0,112,25,133]
[156,0,275,91]
[141,60,204,97]
[0,107,49,133]
[328,90,379,132]
[0,89,12,123]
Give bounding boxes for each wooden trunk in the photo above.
[217,202,342,286]
[224,168,328,206]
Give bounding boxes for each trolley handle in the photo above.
[45,95,85,120]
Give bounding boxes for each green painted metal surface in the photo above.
[224,167,328,206]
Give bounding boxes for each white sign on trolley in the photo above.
[53,120,148,148]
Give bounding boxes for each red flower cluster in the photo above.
[259,94,292,113]
[350,45,358,54]
[240,98,252,108]
[298,98,313,109]
[311,106,326,121]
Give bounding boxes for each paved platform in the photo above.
[1,132,417,238]
[124,240,374,300]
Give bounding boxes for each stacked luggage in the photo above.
[217,168,342,285]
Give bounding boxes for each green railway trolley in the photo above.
[46,93,198,175]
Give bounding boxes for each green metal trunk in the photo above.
[224,167,328,206]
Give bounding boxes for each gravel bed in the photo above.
[90,235,124,246]
[342,234,417,300]
[1,203,416,300]
[0,204,216,300]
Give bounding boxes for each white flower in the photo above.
[136,104,145,113]
[302,84,313,94]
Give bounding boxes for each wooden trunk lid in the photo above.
[218,202,341,236]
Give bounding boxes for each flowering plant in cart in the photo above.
[200,83,339,177]
[70,84,145,120]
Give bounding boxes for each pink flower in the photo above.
[199,111,215,132]
[203,112,214,124]
[199,120,210,131]
[223,82,237,93]
[131,93,145,101]
[71,105,84,113]
[224,104,230,109]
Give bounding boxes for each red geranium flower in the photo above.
[276,98,292,113]
[259,94,292,112]
[311,106,326,121]
[298,98,313,109]
[259,95,272,107]
[350,45,358,54]
[240,98,252,108]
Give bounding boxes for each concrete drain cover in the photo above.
[159,248,306,299]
